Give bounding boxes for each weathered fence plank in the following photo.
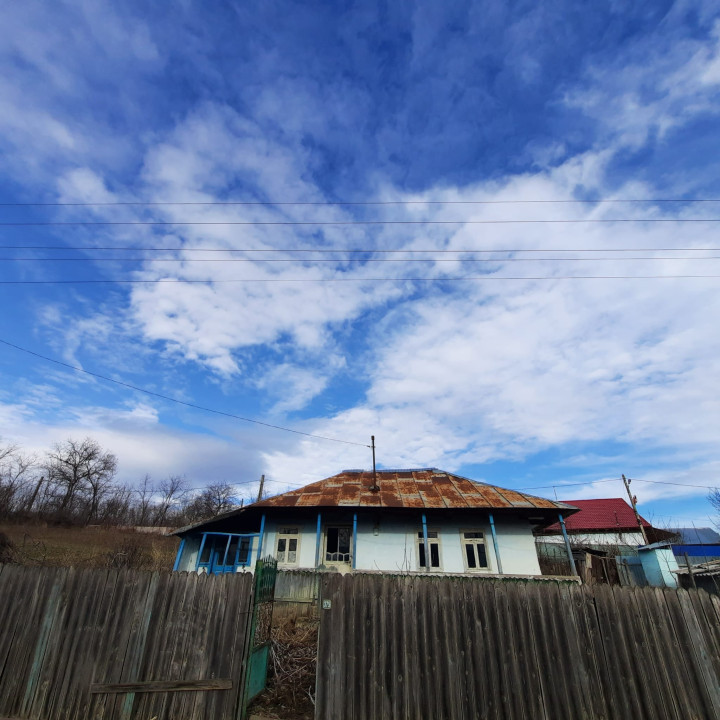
[316,573,720,720]
[0,565,254,720]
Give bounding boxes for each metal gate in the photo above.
[241,556,278,716]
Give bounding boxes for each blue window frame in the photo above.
[195,532,258,574]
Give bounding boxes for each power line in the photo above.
[519,478,620,491]
[2,198,720,207]
[519,476,719,492]
[0,338,369,448]
[632,478,720,490]
[4,245,720,253]
[3,255,720,263]
[2,274,720,285]
[2,218,720,226]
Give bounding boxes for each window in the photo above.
[462,530,490,571]
[417,530,441,570]
[325,526,351,564]
[276,527,299,566]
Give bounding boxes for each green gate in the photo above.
[241,556,278,717]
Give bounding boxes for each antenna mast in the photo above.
[369,436,379,491]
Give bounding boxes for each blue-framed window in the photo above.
[195,532,258,574]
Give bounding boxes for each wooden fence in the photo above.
[0,564,254,720]
[316,573,720,720]
[273,570,321,619]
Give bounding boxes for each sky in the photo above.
[1,1,720,529]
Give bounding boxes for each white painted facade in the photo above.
[262,514,541,576]
[540,531,646,547]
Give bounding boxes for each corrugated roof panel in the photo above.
[431,475,468,508]
[251,469,574,513]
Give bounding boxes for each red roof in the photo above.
[253,469,577,511]
[543,498,650,533]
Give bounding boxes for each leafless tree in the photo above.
[44,438,117,522]
[709,489,720,530]
[183,482,237,521]
[0,441,39,518]
[133,474,155,526]
[153,475,188,526]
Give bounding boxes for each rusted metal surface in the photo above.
[254,468,576,512]
[316,573,720,720]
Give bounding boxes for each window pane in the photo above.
[278,538,286,553]
[200,537,212,563]
[289,538,297,552]
[338,528,350,554]
[227,537,239,565]
[430,543,440,568]
[477,544,488,568]
[418,542,426,568]
[238,538,250,564]
[327,527,339,553]
[464,531,484,539]
[465,544,477,568]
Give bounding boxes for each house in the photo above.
[535,497,674,557]
[667,527,720,566]
[172,468,579,577]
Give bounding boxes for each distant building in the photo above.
[536,497,674,555]
[667,527,720,566]
[172,468,578,577]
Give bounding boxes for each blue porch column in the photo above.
[488,513,503,574]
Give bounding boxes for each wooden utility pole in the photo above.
[622,474,649,545]
[256,474,265,503]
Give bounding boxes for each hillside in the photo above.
[0,523,179,571]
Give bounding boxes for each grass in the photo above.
[0,522,180,571]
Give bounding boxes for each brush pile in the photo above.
[249,616,319,720]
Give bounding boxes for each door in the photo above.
[325,526,352,568]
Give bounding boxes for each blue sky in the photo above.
[1,1,720,529]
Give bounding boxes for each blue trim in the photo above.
[558,514,578,576]
[352,513,358,569]
[488,513,503,574]
[315,512,322,567]
[173,538,186,572]
[257,514,266,561]
[421,513,430,570]
[195,534,208,572]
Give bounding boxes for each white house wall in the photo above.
[541,531,646,546]
[264,514,540,576]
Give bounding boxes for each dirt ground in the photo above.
[0,522,179,570]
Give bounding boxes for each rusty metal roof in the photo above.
[252,469,577,511]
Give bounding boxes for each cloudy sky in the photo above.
[1,1,720,527]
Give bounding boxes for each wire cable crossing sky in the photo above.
[0,1,718,524]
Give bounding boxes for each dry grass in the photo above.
[249,616,319,720]
[0,522,179,570]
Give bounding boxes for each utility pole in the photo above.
[369,436,379,491]
[622,474,649,545]
[256,474,265,503]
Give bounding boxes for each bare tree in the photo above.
[183,482,237,522]
[0,441,38,518]
[153,475,188,526]
[132,474,155,526]
[709,489,720,530]
[44,438,117,522]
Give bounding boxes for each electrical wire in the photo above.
[2,218,720,226]
[3,198,720,206]
[4,245,720,253]
[3,255,720,263]
[0,338,369,448]
[2,275,719,285]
